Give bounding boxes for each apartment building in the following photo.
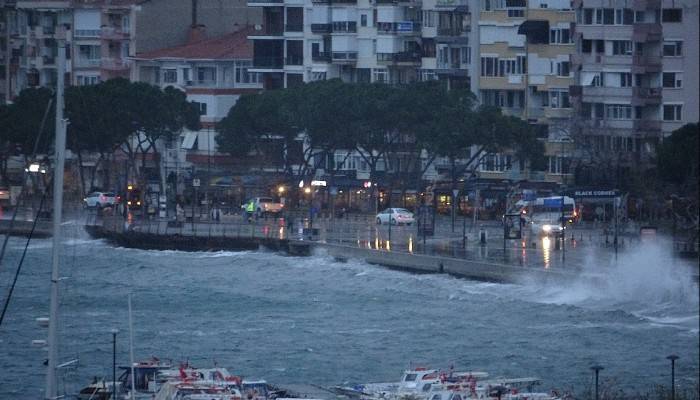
[247,0,478,90]
[569,0,698,183]
[132,28,264,187]
[477,0,576,184]
[2,0,258,99]
[1,1,14,103]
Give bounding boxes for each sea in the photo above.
[0,223,698,398]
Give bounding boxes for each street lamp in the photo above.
[111,329,119,396]
[667,354,679,400]
[590,365,604,400]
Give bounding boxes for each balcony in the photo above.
[632,54,661,73]
[311,24,331,33]
[285,55,304,65]
[633,119,661,133]
[285,23,303,33]
[312,52,331,62]
[375,0,420,4]
[544,107,572,119]
[253,57,284,69]
[42,25,56,35]
[74,58,101,68]
[249,25,284,36]
[42,55,56,66]
[74,29,101,38]
[331,51,357,63]
[332,21,357,33]
[631,0,660,10]
[377,21,421,35]
[101,58,131,71]
[632,23,661,42]
[632,87,662,105]
[377,51,421,64]
[101,26,130,40]
[248,0,283,5]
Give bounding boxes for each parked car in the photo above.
[376,208,415,225]
[241,197,284,216]
[83,192,118,208]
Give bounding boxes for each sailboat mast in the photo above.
[45,31,67,400]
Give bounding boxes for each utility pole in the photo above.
[667,354,679,400]
[111,329,118,394]
[590,365,604,400]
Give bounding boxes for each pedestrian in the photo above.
[245,200,255,223]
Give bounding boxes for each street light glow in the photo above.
[304,187,311,194]
[278,186,285,194]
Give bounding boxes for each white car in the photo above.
[83,192,117,208]
[241,197,284,215]
[376,208,415,225]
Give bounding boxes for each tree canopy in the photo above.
[656,123,699,187]
[216,80,545,190]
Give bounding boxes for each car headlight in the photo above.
[542,225,552,232]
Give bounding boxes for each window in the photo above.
[556,61,570,77]
[634,11,645,22]
[235,61,260,84]
[461,47,471,64]
[507,9,524,17]
[663,104,682,121]
[197,67,216,85]
[603,8,614,24]
[549,90,570,108]
[163,69,177,83]
[661,8,682,22]
[76,75,100,86]
[614,8,634,24]
[361,14,367,27]
[373,68,388,83]
[605,104,632,120]
[620,73,632,87]
[193,101,207,116]
[550,28,572,44]
[548,156,571,174]
[481,56,498,77]
[591,73,604,87]
[422,10,436,27]
[611,40,633,55]
[480,154,512,172]
[662,72,682,88]
[663,41,682,57]
[420,70,438,81]
[183,68,190,83]
[583,8,593,24]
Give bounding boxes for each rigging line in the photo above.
[0,96,56,274]
[0,188,48,328]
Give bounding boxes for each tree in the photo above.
[656,123,698,188]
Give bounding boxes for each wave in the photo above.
[511,240,699,331]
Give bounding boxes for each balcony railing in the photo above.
[634,119,661,132]
[285,23,303,32]
[377,51,421,63]
[437,26,468,36]
[248,0,284,4]
[376,21,421,34]
[310,23,331,33]
[253,57,284,68]
[74,58,101,68]
[42,25,55,35]
[312,52,331,62]
[42,55,56,65]
[331,51,357,62]
[285,55,304,65]
[250,26,284,36]
[101,58,131,70]
[101,26,130,39]
[74,29,101,38]
[375,0,419,4]
[332,21,357,33]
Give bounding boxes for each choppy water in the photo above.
[0,227,698,399]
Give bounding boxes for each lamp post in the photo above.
[111,329,119,396]
[667,354,679,400]
[304,186,313,230]
[590,365,604,400]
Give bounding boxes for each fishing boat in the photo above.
[332,367,568,400]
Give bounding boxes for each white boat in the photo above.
[333,367,568,400]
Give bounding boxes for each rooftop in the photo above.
[134,27,254,61]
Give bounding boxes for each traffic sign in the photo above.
[193,178,200,187]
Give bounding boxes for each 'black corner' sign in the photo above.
[573,190,618,198]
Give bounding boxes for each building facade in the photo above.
[247,0,479,91]
[569,0,698,184]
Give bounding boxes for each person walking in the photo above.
[245,200,255,223]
